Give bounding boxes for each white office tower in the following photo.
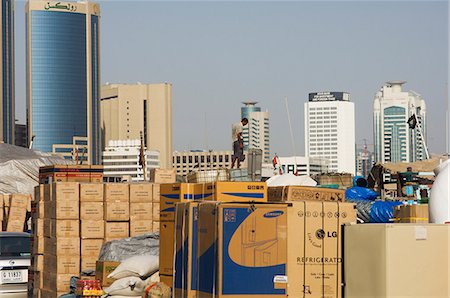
[373,81,427,163]
[305,92,356,175]
[102,139,160,182]
[241,102,270,162]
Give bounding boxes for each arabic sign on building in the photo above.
[308,92,349,102]
[45,2,77,12]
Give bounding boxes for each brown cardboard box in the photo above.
[51,182,80,201]
[130,202,152,220]
[105,222,129,239]
[268,185,345,202]
[81,257,98,271]
[130,219,152,236]
[95,260,119,287]
[196,201,356,298]
[152,220,160,233]
[81,220,105,239]
[44,237,80,256]
[80,202,104,220]
[6,220,24,232]
[33,236,45,254]
[45,200,79,219]
[80,183,104,202]
[104,201,129,221]
[10,194,29,209]
[66,165,95,183]
[7,194,29,230]
[150,169,176,183]
[394,204,429,223]
[45,254,80,274]
[43,183,52,200]
[81,239,103,257]
[34,184,44,202]
[33,254,44,272]
[160,183,205,221]
[35,218,44,237]
[44,219,79,238]
[130,183,153,203]
[37,201,45,219]
[104,183,129,201]
[43,273,72,292]
[152,202,160,220]
[39,288,66,298]
[159,221,175,275]
[153,184,160,202]
[89,165,104,183]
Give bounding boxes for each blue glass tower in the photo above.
[26,1,100,164]
[1,0,14,144]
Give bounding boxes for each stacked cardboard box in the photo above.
[39,165,103,184]
[130,184,154,237]
[29,185,44,297]
[160,181,267,288]
[80,184,105,271]
[1,193,31,232]
[394,204,429,223]
[42,182,80,298]
[104,183,130,242]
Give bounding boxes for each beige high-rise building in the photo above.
[101,83,173,168]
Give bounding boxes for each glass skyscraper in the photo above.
[373,81,427,163]
[1,0,14,144]
[26,0,100,164]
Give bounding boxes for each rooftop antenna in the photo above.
[285,97,297,174]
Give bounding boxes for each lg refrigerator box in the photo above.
[343,223,450,298]
[159,221,175,276]
[160,183,211,221]
[268,186,345,203]
[198,201,356,298]
[394,204,429,223]
[211,181,267,202]
[173,202,199,298]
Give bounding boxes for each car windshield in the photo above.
[0,237,30,257]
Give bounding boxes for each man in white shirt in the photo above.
[231,118,248,169]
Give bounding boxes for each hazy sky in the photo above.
[14,1,449,156]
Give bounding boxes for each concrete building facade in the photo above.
[101,83,172,168]
[304,92,356,175]
[273,156,329,176]
[26,0,101,164]
[373,81,427,163]
[240,101,270,162]
[1,0,14,144]
[173,150,232,176]
[103,139,160,182]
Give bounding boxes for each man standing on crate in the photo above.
[231,118,248,169]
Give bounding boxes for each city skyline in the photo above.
[10,1,449,157]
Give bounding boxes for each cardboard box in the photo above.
[394,204,429,223]
[130,183,153,202]
[81,220,105,239]
[34,184,44,202]
[7,194,29,230]
[39,289,66,298]
[35,218,44,237]
[343,224,450,298]
[7,219,25,232]
[152,202,160,220]
[160,183,208,221]
[152,220,160,233]
[150,168,176,183]
[10,194,30,209]
[43,184,52,201]
[39,165,103,184]
[37,201,45,219]
[80,183,104,202]
[44,219,79,238]
[197,201,357,297]
[95,260,119,287]
[105,222,129,239]
[174,202,199,298]
[33,236,45,254]
[160,274,173,288]
[81,239,103,257]
[104,201,130,221]
[268,185,345,203]
[81,256,98,271]
[33,254,44,272]
[51,182,80,201]
[45,200,79,219]
[153,184,160,201]
[80,202,104,220]
[130,219,152,237]
[89,165,104,183]
[159,221,175,275]
[45,254,80,274]
[44,237,80,256]
[104,183,129,202]
[43,273,73,292]
[130,202,152,220]
[212,181,268,202]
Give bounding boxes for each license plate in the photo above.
[1,270,26,284]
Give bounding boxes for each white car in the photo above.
[0,233,30,298]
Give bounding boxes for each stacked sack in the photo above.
[103,255,161,297]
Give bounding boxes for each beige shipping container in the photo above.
[343,223,450,298]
